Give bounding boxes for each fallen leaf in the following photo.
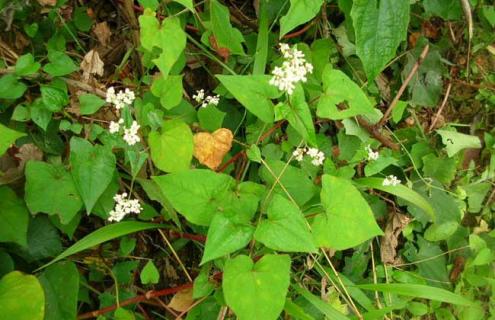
[16,144,43,168]
[93,22,112,47]
[37,0,56,6]
[380,212,411,265]
[168,287,194,312]
[80,49,104,80]
[209,34,230,61]
[0,143,43,185]
[193,128,233,170]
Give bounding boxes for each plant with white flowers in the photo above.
[193,89,220,108]
[108,193,142,222]
[269,43,313,95]
[106,87,135,110]
[382,175,401,186]
[365,145,379,161]
[106,87,141,146]
[292,147,325,166]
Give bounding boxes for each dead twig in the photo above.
[357,117,400,150]
[428,82,452,132]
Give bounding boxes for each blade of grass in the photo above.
[292,284,351,320]
[253,0,269,75]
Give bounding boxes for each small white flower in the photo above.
[193,89,205,102]
[204,95,220,107]
[383,175,401,186]
[109,118,124,134]
[106,87,136,110]
[365,145,379,161]
[108,192,142,222]
[292,148,306,162]
[194,89,220,108]
[123,121,140,146]
[310,150,325,166]
[269,44,313,95]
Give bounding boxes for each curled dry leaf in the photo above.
[93,22,112,47]
[0,143,43,185]
[380,212,411,265]
[167,287,194,312]
[193,128,233,170]
[80,49,104,80]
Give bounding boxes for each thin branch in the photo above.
[428,82,452,132]
[377,44,430,128]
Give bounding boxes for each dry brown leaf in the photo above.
[193,128,233,170]
[16,144,43,168]
[0,143,43,185]
[93,22,112,47]
[37,0,56,6]
[80,49,104,80]
[167,287,194,312]
[380,212,411,265]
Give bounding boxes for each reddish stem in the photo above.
[170,231,206,243]
[217,151,245,173]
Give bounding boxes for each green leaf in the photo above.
[25,161,83,224]
[15,53,41,76]
[437,129,482,158]
[139,9,160,51]
[73,7,93,32]
[423,0,462,20]
[38,262,79,320]
[198,106,226,131]
[38,221,164,270]
[174,0,193,10]
[351,0,410,81]
[201,214,254,264]
[292,285,350,320]
[424,221,458,242]
[0,123,25,156]
[275,85,316,146]
[254,194,316,252]
[422,154,457,185]
[357,283,474,306]
[210,0,245,55]
[44,51,79,77]
[246,145,262,163]
[150,75,184,110]
[260,160,318,207]
[354,177,436,221]
[217,75,281,123]
[316,67,375,120]
[140,260,160,284]
[23,215,63,262]
[312,175,383,249]
[0,187,29,247]
[69,137,116,213]
[79,93,106,115]
[279,0,324,38]
[40,79,69,112]
[0,271,45,320]
[148,120,193,173]
[0,74,27,100]
[223,254,291,320]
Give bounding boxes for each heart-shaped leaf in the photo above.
[0,271,45,320]
[193,128,233,170]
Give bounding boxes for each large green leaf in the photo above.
[69,137,116,213]
[275,85,316,146]
[38,222,163,270]
[0,123,25,156]
[25,161,83,224]
[43,51,78,77]
[39,262,79,320]
[316,67,376,120]
[354,177,436,221]
[357,283,474,306]
[0,74,27,100]
[79,93,106,115]
[279,0,324,38]
[312,175,383,249]
[150,75,184,110]
[148,120,193,173]
[210,0,245,55]
[351,0,410,81]
[201,214,254,264]
[0,271,45,320]
[15,53,41,76]
[223,254,291,320]
[437,129,482,158]
[0,186,30,247]
[254,194,316,252]
[217,75,281,123]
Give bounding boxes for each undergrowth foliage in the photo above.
[0,0,494,319]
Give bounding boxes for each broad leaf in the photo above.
[351,0,410,81]
[275,85,316,146]
[437,129,481,158]
[210,0,245,55]
[25,161,83,224]
[140,260,160,284]
[40,79,69,112]
[0,123,25,156]
[69,137,116,213]
[316,67,375,120]
[43,51,78,77]
[39,262,79,320]
[148,120,193,173]
[312,175,383,249]
[79,94,106,115]
[223,254,291,320]
[0,187,29,247]
[254,194,316,252]
[0,74,27,100]
[0,271,45,320]
[150,74,184,110]
[279,0,324,38]
[202,214,254,264]
[15,53,41,76]
[217,75,281,123]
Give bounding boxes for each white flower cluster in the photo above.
[292,147,325,166]
[108,193,142,222]
[365,145,379,161]
[193,89,220,108]
[106,87,135,110]
[123,121,141,146]
[382,175,401,186]
[269,43,313,95]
